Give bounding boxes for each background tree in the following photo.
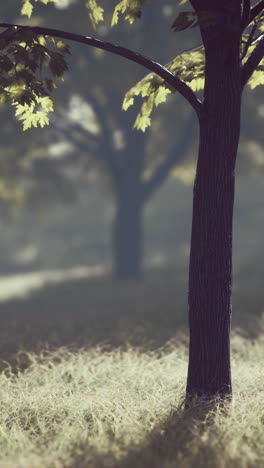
[53,91,197,280]
[0,0,200,280]
[0,0,264,404]
[41,0,200,280]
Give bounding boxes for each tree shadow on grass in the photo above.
[65,399,228,468]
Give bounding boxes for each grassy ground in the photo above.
[0,334,264,468]
[0,268,264,467]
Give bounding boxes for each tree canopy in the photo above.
[0,0,263,131]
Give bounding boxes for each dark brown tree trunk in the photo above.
[186,13,242,403]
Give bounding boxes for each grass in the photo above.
[0,332,264,468]
[0,269,264,467]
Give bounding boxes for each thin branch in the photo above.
[241,32,264,88]
[0,22,203,118]
[241,0,251,32]
[54,102,123,185]
[241,19,257,61]
[248,0,264,26]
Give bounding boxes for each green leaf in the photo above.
[122,95,135,111]
[125,9,142,24]
[188,76,205,91]
[36,110,49,127]
[247,69,264,89]
[13,94,54,130]
[111,0,149,26]
[15,104,27,116]
[21,0,33,18]
[154,86,171,106]
[122,46,205,131]
[133,114,151,132]
[39,95,54,112]
[85,0,104,28]
[56,40,71,54]
[171,12,196,32]
[49,52,68,77]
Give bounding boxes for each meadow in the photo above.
[0,268,263,468]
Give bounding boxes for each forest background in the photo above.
[0,0,263,316]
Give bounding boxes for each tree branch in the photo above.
[0,22,203,119]
[241,32,264,88]
[241,18,258,61]
[54,98,124,185]
[142,113,197,203]
[241,0,251,32]
[248,0,264,26]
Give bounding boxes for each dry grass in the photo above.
[0,332,263,468]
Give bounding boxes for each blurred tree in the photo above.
[0,0,264,404]
[52,88,196,279]
[42,0,199,280]
[0,0,199,279]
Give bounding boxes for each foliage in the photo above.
[122,49,205,131]
[85,0,104,28]
[0,27,70,130]
[111,0,150,26]
[0,0,262,131]
[20,0,104,28]
[14,95,54,130]
[20,0,58,18]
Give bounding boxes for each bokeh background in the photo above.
[0,0,264,356]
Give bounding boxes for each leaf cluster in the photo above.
[122,49,205,132]
[21,0,104,29]
[0,26,70,130]
[21,0,58,19]
[6,0,263,131]
[123,4,264,132]
[111,0,150,26]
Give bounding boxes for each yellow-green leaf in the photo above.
[38,96,54,112]
[85,0,104,28]
[21,0,33,18]
[133,114,151,132]
[36,111,49,127]
[154,86,171,106]
[247,69,264,89]
[122,95,135,111]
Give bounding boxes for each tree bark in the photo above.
[186,16,242,403]
[113,187,143,280]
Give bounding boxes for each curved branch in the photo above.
[241,32,264,89]
[0,22,203,118]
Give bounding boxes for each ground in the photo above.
[0,267,263,467]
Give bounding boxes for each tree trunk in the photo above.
[113,189,143,280]
[112,130,145,281]
[186,20,242,402]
